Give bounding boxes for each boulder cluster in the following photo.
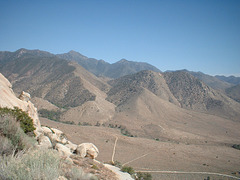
[38,126,99,159]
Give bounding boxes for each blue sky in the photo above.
[0,0,240,76]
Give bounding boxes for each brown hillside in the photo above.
[109,88,240,143]
[225,84,240,103]
[107,70,180,107]
[164,71,240,121]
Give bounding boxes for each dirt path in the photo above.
[135,169,240,179]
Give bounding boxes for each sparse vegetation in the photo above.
[0,149,60,180]
[121,165,135,175]
[232,144,240,150]
[78,122,92,126]
[0,107,35,134]
[112,160,122,168]
[0,109,36,154]
[38,109,62,121]
[136,172,152,180]
[103,123,135,137]
[62,120,75,125]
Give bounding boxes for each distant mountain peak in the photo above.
[116,59,130,64]
[67,50,88,59]
[68,50,80,54]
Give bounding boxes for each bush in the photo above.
[0,115,36,153]
[232,144,240,150]
[0,107,35,134]
[121,166,135,175]
[38,109,62,121]
[64,167,98,180]
[0,136,14,156]
[0,149,60,180]
[136,172,152,180]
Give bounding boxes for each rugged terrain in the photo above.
[1,48,240,179]
[57,50,161,78]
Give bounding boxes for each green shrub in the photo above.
[136,172,152,180]
[0,107,35,134]
[112,160,122,168]
[38,109,62,121]
[62,120,75,125]
[0,115,36,153]
[232,144,240,150]
[121,128,134,137]
[121,166,135,175]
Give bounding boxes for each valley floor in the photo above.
[41,118,240,180]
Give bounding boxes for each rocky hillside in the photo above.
[216,75,240,85]
[225,84,240,103]
[57,50,161,78]
[1,48,240,130]
[163,71,240,121]
[0,49,116,125]
[0,49,109,108]
[183,70,233,92]
[107,70,179,107]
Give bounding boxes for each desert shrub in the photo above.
[65,167,97,180]
[78,122,92,126]
[0,149,60,180]
[232,144,240,150]
[121,128,134,137]
[0,136,14,156]
[0,115,36,153]
[112,160,122,168]
[0,107,35,134]
[38,109,62,121]
[136,172,152,180]
[62,120,75,125]
[121,166,135,175]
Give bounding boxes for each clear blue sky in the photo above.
[0,0,240,76]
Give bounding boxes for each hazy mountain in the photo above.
[1,48,240,123]
[0,49,109,108]
[1,49,240,179]
[1,51,240,180]
[215,75,240,85]
[182,70,233,92]
[57,50,161,78]
[57,50,110,77]
[225,84,240,103]
[163,71,240,121]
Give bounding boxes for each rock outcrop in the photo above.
[76,143,99,159]
[0,73,42,137]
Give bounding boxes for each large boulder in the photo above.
[42,126,68,146]
[65,141,78,153]
[55,143,72,158]
[38,135,52,149]
[76,143,99,159]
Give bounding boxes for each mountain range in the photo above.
[0,48,239,129]
[1,48,240,179]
